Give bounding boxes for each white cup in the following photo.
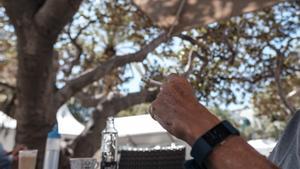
[70,158,99,169]
[18,149,38,169]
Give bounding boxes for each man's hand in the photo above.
[150,74,220,145]
[6,144,27,161]
[150,74,280,169]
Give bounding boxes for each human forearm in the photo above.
[187,110,280,169]
[205,136,279,169]
[150,74,280,169]
[186,111,280,169]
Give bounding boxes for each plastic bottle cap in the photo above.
[48,124,61,138]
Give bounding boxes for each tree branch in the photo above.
[287,88,300,98]
[218,73,273,84]
[273,54,297,114]
[178,34,208,52]
[54,32,170,108]
[0,82,16,118]
[283,37,300,54]
[182,49,197,77]
[178,34,199,46]
[2,0,45,26]
[102,89,158,117]
[61,21,91,76]
[0,82,15,90]
[62,88,158,160]
[74,92,107,108]
[34,0,84,36]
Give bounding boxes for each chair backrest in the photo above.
[118,146,186,169]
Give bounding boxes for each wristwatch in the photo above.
[187,120,240,169]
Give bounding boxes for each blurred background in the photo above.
[0,0,299,168]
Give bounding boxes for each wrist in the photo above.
[189,121,240,169]
[186,108,221,145]
[206,136,280,169]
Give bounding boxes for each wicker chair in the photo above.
[118,146,186,169]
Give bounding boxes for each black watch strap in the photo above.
[190,120,239,167]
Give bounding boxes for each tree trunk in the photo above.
[72,116,107,157]
[14,24,57,169]
[59,89,158,169]
[59,111,107,169]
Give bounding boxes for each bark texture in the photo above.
[2,1,165,168]
[3,0,84,168]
